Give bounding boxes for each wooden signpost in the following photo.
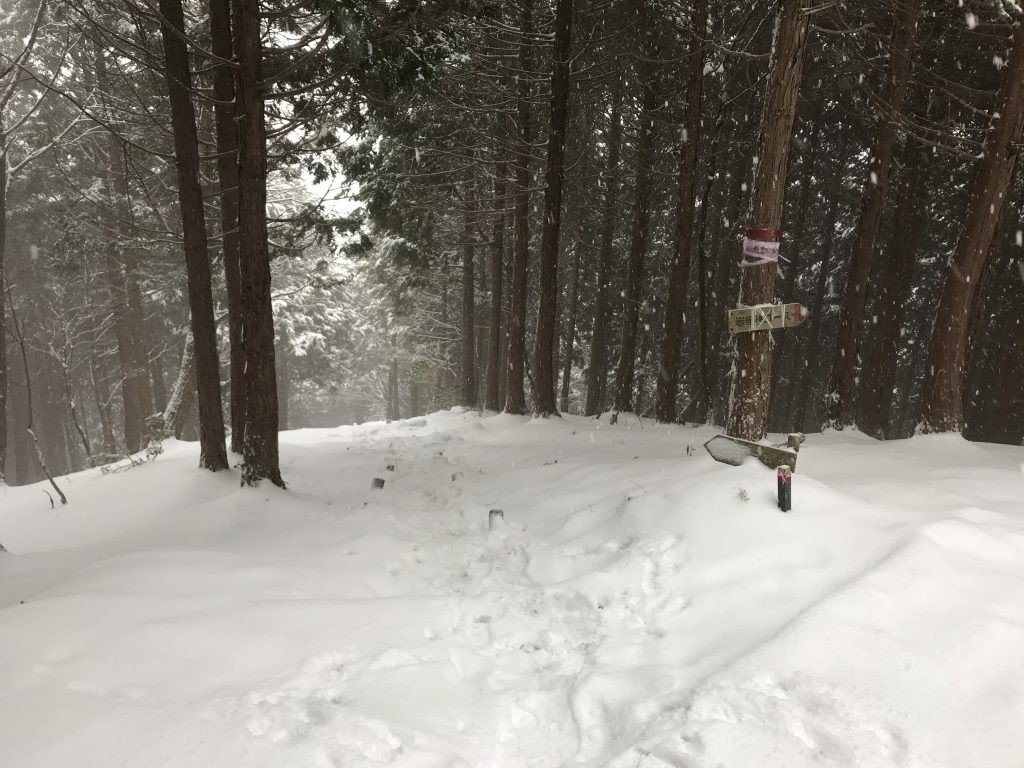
[728,303,808,334]
[704,433,805,512]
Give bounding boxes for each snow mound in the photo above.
[2,412,1022,767]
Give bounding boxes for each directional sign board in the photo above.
[728,303,808,334]
[704,434,798,472]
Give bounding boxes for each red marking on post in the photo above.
[745,227,781,241]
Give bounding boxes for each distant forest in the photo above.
[1,0,1022,489]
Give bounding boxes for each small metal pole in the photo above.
[488,509,504,530]
[777,466,792,512]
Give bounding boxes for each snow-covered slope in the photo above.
[1,411,1022,767]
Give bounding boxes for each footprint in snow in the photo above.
[627,672,909,768]
[242,650,422,765]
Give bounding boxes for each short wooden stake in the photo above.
[777,466,792,512]
[489,509,504,530]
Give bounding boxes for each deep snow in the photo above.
[1,410,1022,767]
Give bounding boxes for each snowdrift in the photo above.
[1,411,1022,767]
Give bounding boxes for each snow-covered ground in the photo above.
[2,410,1023,768]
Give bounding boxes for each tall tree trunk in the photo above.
[485,164,505,411]
[826,0,920,429]
[460,204,476,407]
[767,100,823,430]
[234,0,284,486]
[726,0,810,440]
[857,140,924,438]
[410,380,421,418]
[709,97,751,425]
[614,11,660,414]
[7,294,65,503]
[158,0,229,471]
[163,330,196,439]
[0,136,7,482]
[210,0,245,453]
[584,71,624,416]
[795,189,842,433]
[921,24,1024,433]
[89,352,117,454]
[531,0,574,416]
[505,0,533,415]
[559,240,583,412]
[387,346,399,421]
[655,0,706,423]
[93,52,150,454]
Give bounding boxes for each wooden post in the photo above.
[489,509,504,530]
[777,466,792,512]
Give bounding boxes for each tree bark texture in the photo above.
[505,0,532,415]
[460,204,476,407]
[210,0,245,453]
[767,99,823,430]
[655,0,706,423]
[825,0,920,429]
[163,330,196,439]
[614,8,659,414]
[531,0,574,416]
[559,239,583,413]
[584,72,624,416]
[485,164,505,411]
[921,23,1024,433]
[795,188,842,433]
[857,141,924,438]
[234,0,284,486]
[726,0,810,440]
[0,139,7,482]
[158,0,229,471]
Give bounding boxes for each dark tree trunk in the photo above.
[768,100,823,430]
[277,330,290,430]
[164,331,196,439]
[410,380,421,418]
[0,139,7,482]
[485,164,505,411]
[505,0,532,415]
[93,52,151,454]
[655,0,706,423]
[795,189,842,433]
[460,204,476,407]
[387,349,399,421]
[584,72,624,416]
[158,0,229,471]
[826,0,920,429]
[921,24,1024,433]
[89,352,117,454]
[210,0,245,453]
[858,140,924,439]
[234,0,284,487]
[531,0,574,416]
[614,15,659,415]
[559,240,583,413]
[726,0,810,440]
[709,98,751,425]
[7,295,65,503]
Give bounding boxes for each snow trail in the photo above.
[2,410,1023,767]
